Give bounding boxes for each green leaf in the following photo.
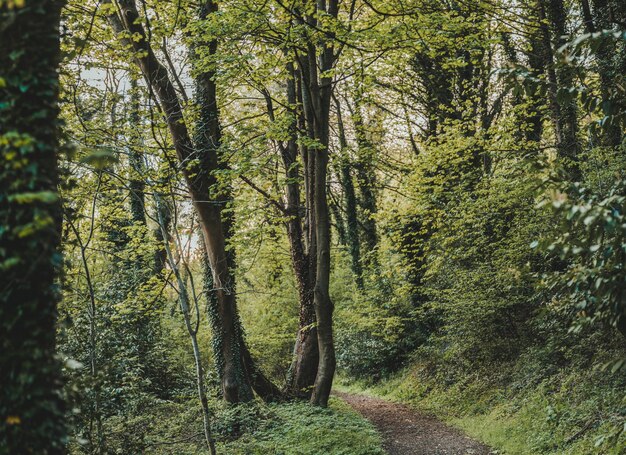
[8,191,58,204]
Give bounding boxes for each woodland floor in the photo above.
[336,392,495,455]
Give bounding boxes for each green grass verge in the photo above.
[92,395,384,454]
[337,365,626,455]
[219,398,384,455]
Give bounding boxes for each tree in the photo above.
[279,61,320,398]
[580,0,626,147]
[335,96,364,289]
[537,0,580,176]
[0,0,67,452]
[289,0,340,407]
[105,0,279,403]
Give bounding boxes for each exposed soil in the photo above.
[336,392,495,455]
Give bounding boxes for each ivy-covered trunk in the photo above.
[0,0,66,452]
[128,77,146,226]
[194,0,281,403]
[350,95,379,269]
[581,0,625,147]
[192,0,253,403]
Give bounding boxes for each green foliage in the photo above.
[31,0,626,452]
[539,176,626,339]
[343,350,626,455]
[219,399,384,455]
[234,217,299,380]
[333,250,419,380]
[70,397,384,455]
[339,17,626,454]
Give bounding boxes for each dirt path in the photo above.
[336,392,494,455]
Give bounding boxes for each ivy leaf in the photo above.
[8,191,58,204]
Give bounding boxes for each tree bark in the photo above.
[0,0,66,452]
[294,0,339,407]
[582,0,625,146]
[349,93,379,269]
[282,63,319,398]
[128,77,146,226]
[335,96,364,289]
[191,0,252,404]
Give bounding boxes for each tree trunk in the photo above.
[350,94,379,269]
[191,0,252,404]
[275,61,319,398]
[128,77,146,226]
[506,8,544,148]
[523,32,546,145]
[297,1,339,406]
[582,0,625,146]
[0,0,66,452]
[335,97,364,289]
[537,0,580,177]
[310,132,335,407]
[107,0,279,403]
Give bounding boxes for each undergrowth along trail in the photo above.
[337,392,493,455]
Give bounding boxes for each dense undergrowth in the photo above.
[330,142,626,454]
[71,397,382,454]
[218,399,383,455]
[339,341,626,455]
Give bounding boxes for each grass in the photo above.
[93,394,384,454]
[336,363,626,455]
[219,398,385,455]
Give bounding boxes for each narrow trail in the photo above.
[336,392,494,455]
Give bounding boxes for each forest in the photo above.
[1,0,626,453]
